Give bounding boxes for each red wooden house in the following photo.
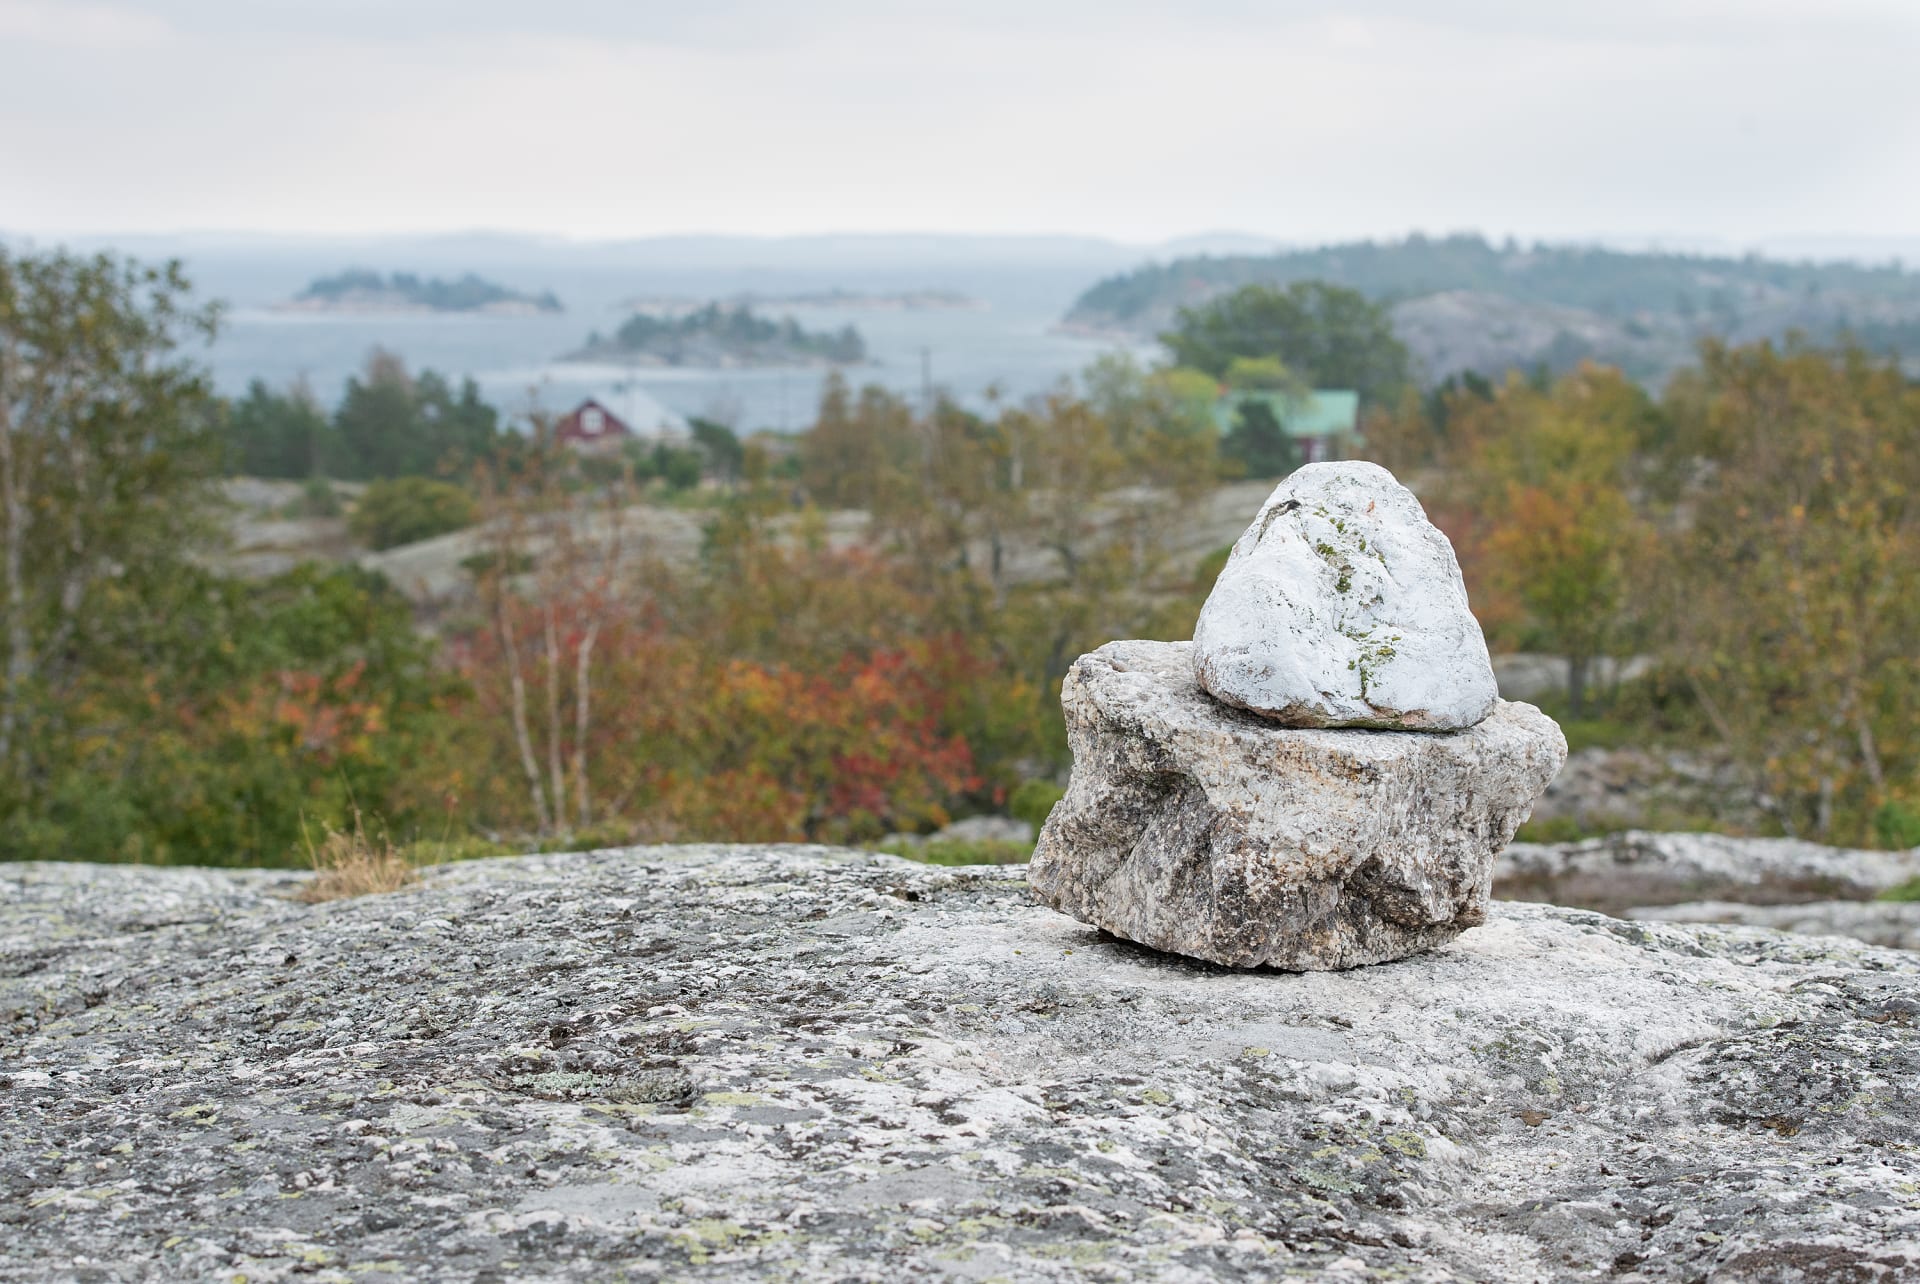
[554,398,634,451]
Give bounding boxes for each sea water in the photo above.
[200,262,1149,434]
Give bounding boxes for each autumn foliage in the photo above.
[7,246,1919,859]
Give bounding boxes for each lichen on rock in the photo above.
[5,846,1920,1282]
[3,844,1920,1274]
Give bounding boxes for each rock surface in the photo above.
[1192,462,1499,730]
[1495,830,1920,916]
[1029,640,1564,969]
[6,847,1920,1283]
[1625,899,1920,951]
[883,815,1035,850]
[1523,746,1766,837]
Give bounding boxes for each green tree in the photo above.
[1220,398,1301,479]
[689,417,744,485]
[1661,340,1920,841]
[349,477,479,550]
[331,349,501,478]
[1223,355,1306,394]
[799,372,920,512]
[1161,281,1411,407]
[1483,479,1646,717]
[222,377,333,477]
[4,563,452,863]
[0,250,221,785]
[654,444,704,492]
[1422,364,1659,714]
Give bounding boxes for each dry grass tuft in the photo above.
[298,810,418,903]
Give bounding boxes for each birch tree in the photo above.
[0,251,219,783]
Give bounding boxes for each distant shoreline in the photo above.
[557,346,871,371]
[270,297,562,318]
[619,289,985,316]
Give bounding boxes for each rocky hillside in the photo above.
[5,846,1917,1281]
[1063,234,1920,384]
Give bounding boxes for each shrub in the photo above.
[282,477,344,518]
[1009,779,1065,829]
[349,477,477,550]
[1874,801,1920,851]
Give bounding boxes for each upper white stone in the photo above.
[1192,460,1498,730]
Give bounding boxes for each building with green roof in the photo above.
[1211,389,1361,463]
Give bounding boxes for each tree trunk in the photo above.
[1567,654,1589,721]
[543,601,567,834]
[573,619,599,831]
[1857,715,1886,793]
[495,591,551,835]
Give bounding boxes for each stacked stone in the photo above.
[1029,462,1566,970]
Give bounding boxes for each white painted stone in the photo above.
[1192,460,1499,730]
[1029,640,1566,969]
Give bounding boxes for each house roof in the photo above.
[1212,389,1360,438]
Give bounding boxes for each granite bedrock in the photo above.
[4,846,1919,1283]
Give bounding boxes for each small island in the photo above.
[564,303,867,367]
[280,270,563,315]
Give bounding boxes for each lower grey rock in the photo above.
[1495,829,1920,916]
[5,847,1920,1283]
[1029,640,1565,969]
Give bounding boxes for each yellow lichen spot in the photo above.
[1385,1132,1428,1158]
[1139,1089,1172,1106]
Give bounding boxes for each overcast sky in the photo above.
[3,0,1917,246]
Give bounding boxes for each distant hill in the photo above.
[563,303,867,368]
[1063,234,1920,384]
[284,269,562,315]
